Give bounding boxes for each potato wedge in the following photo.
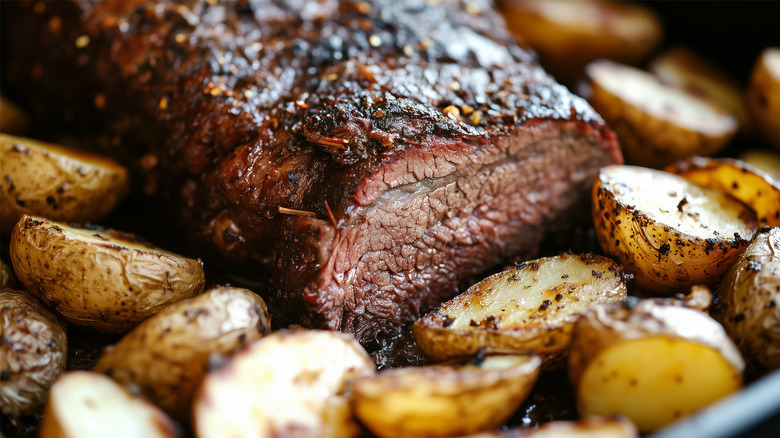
[413,253,627,369]
[739,149,780,179]
[464,416,638,437]
[748,47,780,150]
[665,156,780,226]
[650,46,752,134]
[569,300,744,433]
[193,330,376,438]
[0,97,30,135]
[352,354,540,438]
[586,60,738,168]
[1,288,67,417]
[39,371,181,438]
[713,227,780,378]
[9,215,205,332]
[500,0,662,80]
[593,165,758,293]
[93,286,270,422]
[0,133,128,234]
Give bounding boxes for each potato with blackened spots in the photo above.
[713,227,780,379]
[0,133,128,235]
[9,215,205,332]
[413,252,627,369]
[93,286,270,423]
[0,288,67,417]
[39,371,181,438]
[569,300,744,433]
[592,165,758,294]
[748,48,780,150]
[352,354,540,438]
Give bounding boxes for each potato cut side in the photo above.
[593,165,757,293]
[39,371,180,438]
[0,133,128,234]
[352,354,540,438]
[665,156,780,226]
[93,286,270,423]
[0,97,30,135]
[413,252,627,368]
[650,46,752,134]
[748,47,780,150]
[739,149,780,179]
[193,330,376,438]
[9,215,205,332]
[463,416,638,438]
[586,60,737,168]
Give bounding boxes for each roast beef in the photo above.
[2,0,621,344]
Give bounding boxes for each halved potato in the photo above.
[0,133,128,235]
[713,227,780,378]
[747,47,780,150]
[569,300,744,433]
[650,46,752,134]
[352,354,540,438]
[586,60,738,168]
[0,288,67,417]
[0,97,30,135]
[39,371,181,438]
[9,215,205,332]
[463,416,638,437]
[592,165,758,293]
[193,330,376,438]
[665,156,780,226]
[739,149,780,179]
[413,252,627,369]
[500,0,662,80]
[93,286,270,422]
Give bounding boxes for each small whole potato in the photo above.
[93,286,271,422]
[1,288,67,417]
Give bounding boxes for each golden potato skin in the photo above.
[748,47,780,150]
[714,227,780,378]
[0,133,128,235]
[0,288,67,417]
[9,215,206,332]
[93,286,271,422]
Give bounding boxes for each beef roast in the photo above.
[2,0,621,343]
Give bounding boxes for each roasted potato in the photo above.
[713,227,780,378]
[464,416,638,438]
[0,288,67,417]
[739,149,780,179]
[352,354,540,438]
[9,215,205,332]
[0,133,128,235]
[593,165,758,293]
[0,97,30,135]
[586,60,738,168]
[413,252,627,368]
[500,0,662,80]
[193,330,376,438]
[748,47,780,150]
[569,300,744,433]
[93,286,270,422]
[665,156,780,227]
[39,371,181,438]
[650,46,752,134]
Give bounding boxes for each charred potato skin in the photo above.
[0,133,128,235]
[93,286,271,422]
[9,215,206,332]
[713,227,780,378]
[0,288,67,417]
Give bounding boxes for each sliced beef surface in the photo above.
[2,0,621,344]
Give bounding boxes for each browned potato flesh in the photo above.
[0,133,128,234]
[352,354,540,438]
[464,416,639,438]
[39,371,181,438]
[500,0,662,80]
[193,330,376,438]
[714,227,780,378]
[9,215,205,332]
[593,165,757,293]
[569,300,744,433]
[0,288,67,417]
[413,253,627,368]
[748,47,780,149]
[665,156,780,226]
[93,286,271,422]
[586,60,737,168]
